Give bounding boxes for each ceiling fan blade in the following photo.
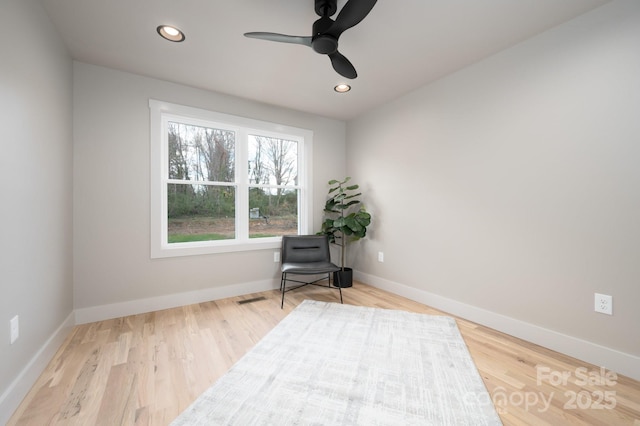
[327,0,377,38]
[328,51,357,79]
[244,32,312,47]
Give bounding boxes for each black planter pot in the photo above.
[333,268,353,288]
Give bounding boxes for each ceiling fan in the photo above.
[244,0,377,79]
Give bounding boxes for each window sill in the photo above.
[150,237,283,259]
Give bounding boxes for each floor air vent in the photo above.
[237,296,267,305]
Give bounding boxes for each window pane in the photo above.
[168,122,235,182]
[167,183,235,243]
[248,135,298,186]
[249,187,298,238]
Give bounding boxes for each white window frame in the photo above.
[150,99,313,258]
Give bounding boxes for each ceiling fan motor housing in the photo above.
[312,16,338,54]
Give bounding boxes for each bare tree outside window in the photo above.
[248,135,299,238]
[167,122,236,243]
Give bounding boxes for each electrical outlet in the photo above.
[10,315,19,344]
[378,252,384,262]
[274,251,280,263]
[594,293,612,315]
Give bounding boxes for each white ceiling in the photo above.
[41,0,609,120]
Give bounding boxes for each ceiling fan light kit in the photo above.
[244,0,377,80]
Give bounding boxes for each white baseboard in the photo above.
[355,271,640,382]
[0,311,75,424]
[75,278,280,324]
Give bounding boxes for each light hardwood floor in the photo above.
[8,282,640,425]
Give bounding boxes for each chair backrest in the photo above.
[281,235,331,264]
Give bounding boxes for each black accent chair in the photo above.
[280,235,343,309]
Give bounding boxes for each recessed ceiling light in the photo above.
[157,25,185,42]
[334,84,351,93]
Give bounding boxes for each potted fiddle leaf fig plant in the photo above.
[318,177,371,287]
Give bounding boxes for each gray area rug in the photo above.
[171,300,502,425]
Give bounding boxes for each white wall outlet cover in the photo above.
[594,293,613,315]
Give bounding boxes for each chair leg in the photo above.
[281,273,286,309]
[330,272,343,304]
[280,271,342,308]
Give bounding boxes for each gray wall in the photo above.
[73,63,346,310]
[348,0,640,357]
[0,0,73,406]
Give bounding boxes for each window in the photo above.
[150,100,312,258]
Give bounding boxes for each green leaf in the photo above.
[324,198,338,208]
[355,212,371,227]
[320,218,334,229]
